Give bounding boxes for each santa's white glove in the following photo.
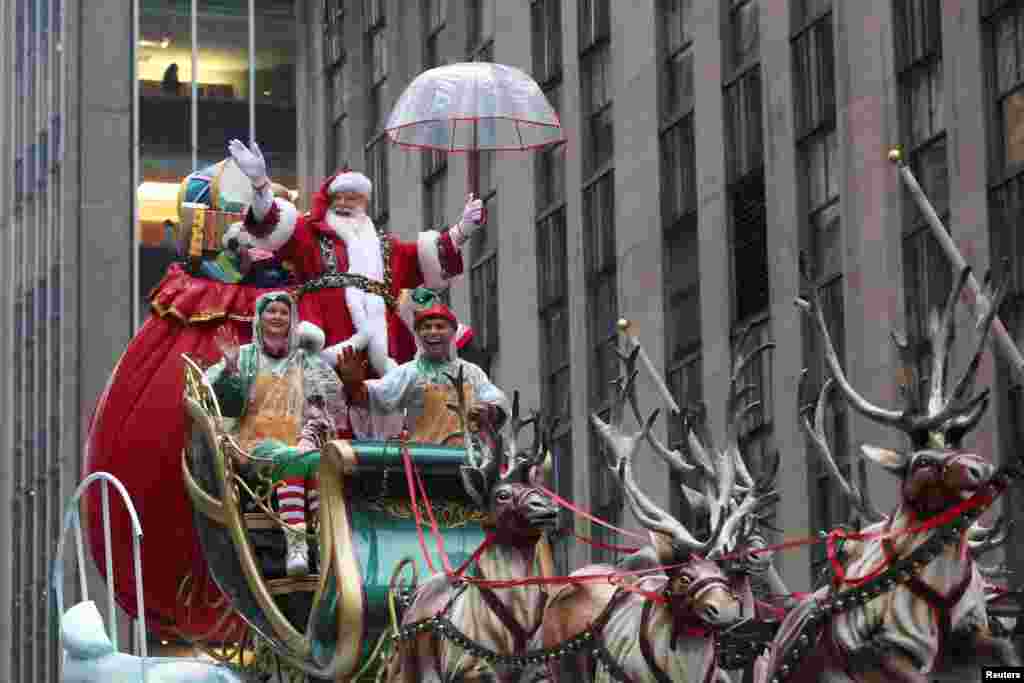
[228,139,269,189]
[453,194,485,246]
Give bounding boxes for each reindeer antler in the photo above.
[450,366,503,506]
[504,391,547,483]
[614,345,696,476]
[795,257,1005,448]
[798,372,885,525]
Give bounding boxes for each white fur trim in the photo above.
[329,171,372,197]
[321,334,368,368]
[221,222,251,250]
[417,230,446,289]
[248,198,299,252]
[296,321,326,353]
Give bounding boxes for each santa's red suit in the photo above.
[241,171,465,376]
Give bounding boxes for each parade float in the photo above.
[66,52,1024,682]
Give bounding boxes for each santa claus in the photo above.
[227,138,483,377]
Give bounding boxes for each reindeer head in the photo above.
[592,329,778,628]
[797,261,1008,520]
[456,386,560,542]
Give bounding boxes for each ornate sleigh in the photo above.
[179,355,501,680]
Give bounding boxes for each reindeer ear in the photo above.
[859,444,909,473]
[460,466,488,507]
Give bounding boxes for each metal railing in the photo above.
[51,471,147,659]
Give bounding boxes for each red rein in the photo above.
[400,445,1000,603]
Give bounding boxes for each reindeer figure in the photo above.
[752,266,1023,683]
[538,335,779,683]
[385,386,560,683]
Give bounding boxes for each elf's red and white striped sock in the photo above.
[308,480,320,518]
[278,478,307,526]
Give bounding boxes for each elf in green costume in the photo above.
[205,291,342,576]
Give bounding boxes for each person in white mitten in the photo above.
[226,139,484,384]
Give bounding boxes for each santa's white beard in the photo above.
[326,209,375,245]
[322,208,396,376]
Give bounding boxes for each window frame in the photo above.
[584,171,618,410]
[364,2,388,138]
[728,169,769,323]
[726,0,760,78]
[537,206,571,424]
[580,41,614,178]
[532,0,564,88]
[658,0,694,123]
[791,10,835,141]
[364,134,389,225]
[469,250,499,355]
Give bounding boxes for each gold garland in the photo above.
[359,497,488,529]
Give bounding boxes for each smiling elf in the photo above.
[205,291,343,577]
[336,287,510,444]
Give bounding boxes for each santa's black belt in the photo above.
[294,273,396,308]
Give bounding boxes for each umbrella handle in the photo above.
[466,150,488,227]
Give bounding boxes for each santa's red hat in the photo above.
[414,303,457,330]
[308,168,372,227]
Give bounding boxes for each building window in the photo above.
[136,0,298,325]
[365,11,388,136]
[324,2,347,171]
[661,114,697,227]
[986,2,1024,174]
[895,0,949,405]
[664,215,700,367]
[466,0,493,56]
[365,136,388,225]
[584,172,617,408]
[324,0,346,66]
[590,407,622,563]
[532,0,563,86]
[579,0,611,50]
[724,68,763,183]
[728,0,760,75]
[659,0,694,122]
[424,0,446,68]
[734,318,774,508]
[580,0,613,176]
[729,172,769,322]
[538,207,571,423]
[792,11,835,139]
[549,431,574,573]
[794,0,831,24]
[666,352,702,525]
[990,174,1024,296]
[663,210,701,529]
[422,150,447,231]
[536,85,566,212]
[470,253,499,358]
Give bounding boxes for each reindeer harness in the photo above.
[394,566,736,683]
[765,474,1008,683]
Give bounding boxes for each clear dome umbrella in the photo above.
[385,61,565,204]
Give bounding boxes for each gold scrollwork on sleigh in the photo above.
[180,353,365,681]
